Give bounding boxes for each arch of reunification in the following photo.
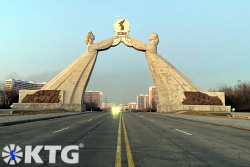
[14,19,231,112]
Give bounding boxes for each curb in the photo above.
[0,112,87,127]
[151,113,250,131]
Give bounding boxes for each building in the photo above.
[102,103,115,109]
[84,91,102,108]
[119,104,127,111]
[5,79,46,93]
[137,94,149,110]
[148,86,159,109]
[127,102,137,110]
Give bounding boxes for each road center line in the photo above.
[122,114,135,167]
[115,114,122,167]
[52,127,70,134]
[175,129,192,136]
[88,119,93,121]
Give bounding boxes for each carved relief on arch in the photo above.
[182,91,223,105]
[21,90,61,103]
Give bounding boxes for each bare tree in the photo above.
[0,90,5,108]
[0,81,19,108]
[4,90,19,108]
[84,101,101,111]
[0,82,5,108]
[213,81,250,111]
[150,99,157,112]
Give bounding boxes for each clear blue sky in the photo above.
[0,0,250,105]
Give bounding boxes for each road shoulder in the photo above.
[0,112,87,127]
[151,112,250,130]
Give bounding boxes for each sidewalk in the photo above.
[152,112,250,130]
[0,109,10,115]
[0,112,85,127]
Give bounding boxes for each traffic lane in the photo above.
[138,112,250,159]
[0,112,117,166]
[134,112,250,166]
[0,112,107,146]
[123,112,207,167]
[131,112,250,166]
[0,113,118,166]
[44,112,121,167]
[123,112,250,167]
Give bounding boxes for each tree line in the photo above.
[0,82,19,109]
[212,81,250,112]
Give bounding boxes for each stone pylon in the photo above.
[40,33,115,108]
[125,32,230,112]
[40,51,98,104]
[146,53,201,98]
[145,53,202,111]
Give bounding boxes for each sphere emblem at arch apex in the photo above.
[113,18,130,37]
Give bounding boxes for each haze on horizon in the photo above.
[1,0,250,105]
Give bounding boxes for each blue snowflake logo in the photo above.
[2,144,23,165]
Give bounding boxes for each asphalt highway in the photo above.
[0,112,250,167]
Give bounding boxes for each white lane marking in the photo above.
[53,127,70,134]
[175,129,192,136]
[134,113,142,117]
[134,113,144,118]
[150,120,154,122]
[88,119,93,121]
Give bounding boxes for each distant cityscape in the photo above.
[5,79,159,111]
[5,79,46,93]
[73,86,159,111]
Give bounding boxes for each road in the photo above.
[0,112,250,166]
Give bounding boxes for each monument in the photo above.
[14,19,231,112]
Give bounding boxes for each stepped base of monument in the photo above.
[13,103,85,112]
[158,105,231,113]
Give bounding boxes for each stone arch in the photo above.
[16,19,230,112]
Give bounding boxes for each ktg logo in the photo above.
[2,144,82,165]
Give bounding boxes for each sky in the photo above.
[0,0,250,105]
